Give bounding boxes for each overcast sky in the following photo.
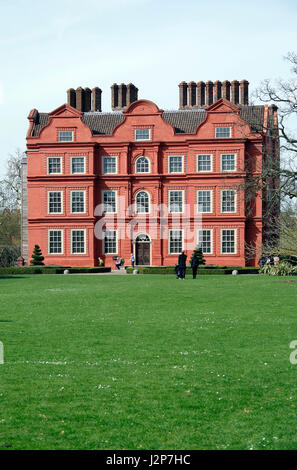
[0,0,297,176]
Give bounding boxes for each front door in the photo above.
[135,234,150,265]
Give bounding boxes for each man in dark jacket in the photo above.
[191,254,199,279]
[178,251,187,279]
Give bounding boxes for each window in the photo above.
[71,230,86,254]
[197,154,212,172]
[221,154,236,171]
[58,131,73,142]
[168,155,183,173]
[198,229,212,254]
[104,230,117,254]
[215,127,231,138]
[102,191,116,213]
[134,129,150,141]
[135,191,149,213]
[221,190,236,213]
[71,191,85,213]
[197,190,212,213]
[169,190,183,213]
[103,156,117,174]
[48,157,62,174]
[71,157,85,174]
[221,229,236,254]
[48,230,63,254]
[48,191,62,214]
[135,156,150,173]
[169,229,183,254]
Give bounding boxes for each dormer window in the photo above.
[58,130,73,142]
[215,127,231,138]
[134,129,150,141]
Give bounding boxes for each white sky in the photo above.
[0,0,297,177]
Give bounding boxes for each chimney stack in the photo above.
[197,82,206,107]
[240,80,249,105]
[111,83,138,110]
[91,87,102,111]
[179,82,188,109]
[84,88,91,112]
[67,88,76,108]
[222,81,231,101]
[214,81,222,102]
[75,87,85,112]
[205,81,214,106]
[188,81,197,107]
[231,80,240,104]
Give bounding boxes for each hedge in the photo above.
[0,266,111,275]
[126,266,259,275]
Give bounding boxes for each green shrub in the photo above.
[0,266,111,275]
[260,261,297,276]
[126,266,259,275]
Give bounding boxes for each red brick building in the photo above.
[22,81,279,267]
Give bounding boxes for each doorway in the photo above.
[135,233,150,265]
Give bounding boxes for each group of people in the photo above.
[258,255,280,267]
[175,251,199,280]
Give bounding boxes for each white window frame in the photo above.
[221,153,237,172]
[47,156,62,175]
[70,190,86,214]
[197,154,213,172]
[168,155,184,174]
[196,190,213,213]
[221,189,237,213]
[70,229,86,255]
[48,229,64,255]
[134,128,151,141]
[103,229,118,255]
[135,156,150,174]
[47,190,63,215]
[70,156,86,174]
[221,228,237,254]
[58,130,74,142]
[215,126,232,138]
[102,155,118,174]
[168,229,183,255]
[135,190,150,214]
[197,229,213,255]
[102,190,117,214]
[168,190,184,214]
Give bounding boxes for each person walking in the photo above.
[190,253,199,279]
[178,251,187,280]
[129,253,135,268]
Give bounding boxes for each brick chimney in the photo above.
[240,80,249,105]
[231,80,240,105]
[92,87,102,112]
[197,82,206,107]
[111,83,138,110]
[67,88,76,108]
[188,81,197,107]
[205,81,214,106]
[84,88,91,111]
[179,82,188,109]
[222,81,231,101]
[75,87,85,112]
[214,81,222,101]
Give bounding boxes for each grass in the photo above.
[0,273,297,450]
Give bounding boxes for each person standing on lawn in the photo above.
[178,251,187,280]
[190,253,199,279]
[129,253,135,268]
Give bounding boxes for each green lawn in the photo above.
[0,274,297,450]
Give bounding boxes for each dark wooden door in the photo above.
[136,242,150,265]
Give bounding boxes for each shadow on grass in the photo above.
[0,276,28,279]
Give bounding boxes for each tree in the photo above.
[30,245,44,266]
[190,246,206,265]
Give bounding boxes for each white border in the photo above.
[220,153,237,172]
[70,156,86,174]
[48,229,64,255]
[220,228,237,254]
[196,190,213,213]
[70,190,86,214]
[197,229,213,255]
[168,228,184,254]
[71,228,87,255]
[47,190,63,215]
[101,189,117,214]
[47,156,62,175]
[134,128,151,141]
[102,155,118,174]
[135,155,151,174]
[102,229,118,255]
[168,155,184,174]
[221,189,237,213]
[168,189,184,214]
[215,126,232,138]
[196,154,213,173]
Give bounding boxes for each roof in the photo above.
[30,105,266,137]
